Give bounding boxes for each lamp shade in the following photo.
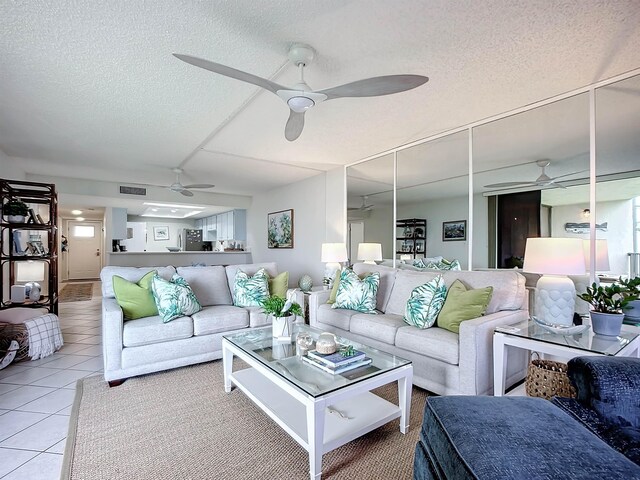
[582,239,610,272]
[321,243,348,263]
[357,243,382,262]
[15,261,46,282]
[523,238,586,276]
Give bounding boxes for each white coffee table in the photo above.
[493,319,640,396]
[222,325,413,480]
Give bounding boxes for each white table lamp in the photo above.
[321,243,347,288]
[523,238,586,326]
[357,243,382,265]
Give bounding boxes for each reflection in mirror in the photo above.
[396,131,469,269]
[473,92,590,269]
[346,154,394,265]
[595,73,640,280]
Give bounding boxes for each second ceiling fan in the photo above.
[174,43,429,141]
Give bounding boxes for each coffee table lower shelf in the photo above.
[231,368,401,450]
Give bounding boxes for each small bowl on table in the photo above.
[166,247,181,252]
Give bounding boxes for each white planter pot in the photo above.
[590,311,624,336]
[6,215,26,223]
[272,316,294,340]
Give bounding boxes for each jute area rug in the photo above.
[59,283,94,303]
[62,360,429,479]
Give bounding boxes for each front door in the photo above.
[67,220,102,279]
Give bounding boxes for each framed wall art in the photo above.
[153,225,170,241]
[442,220,466,241]
[267,209,294,248]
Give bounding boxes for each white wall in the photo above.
[126,216,196,252]
[551,199,634,276]
[0,151,26,180]
[247,172,329,287]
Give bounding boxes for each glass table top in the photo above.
[223,324,411,398]
[495,318,639,356]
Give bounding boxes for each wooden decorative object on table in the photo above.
[525,353,576,400]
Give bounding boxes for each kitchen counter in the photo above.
[107,251,252,267]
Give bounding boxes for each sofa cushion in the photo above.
[327,269,341,304]
[395,325,459,365]
[246,306,270,327]
[350,313,405,345]
[333,269,380,314]
[233,268,270,307]
[112,270,158,320]
[122,315,193,347]
[443,270,525,314]
[225,263,278,301]
[353,263,397,312]
[268,271,289,299]
[316,303,360,330]
[175,266,232,306]
[403,275,447,329]
[151,274,202,323]
[386,270,441,316]
[437,280,493,333]
[191,305,249,335]
[101,266,176,298]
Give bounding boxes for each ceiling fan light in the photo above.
[288,96,315,113]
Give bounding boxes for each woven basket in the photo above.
[525,353,576,400]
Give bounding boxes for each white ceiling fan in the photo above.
[161,168,215,197]
[484,159,585,190]
[348,195,375,211]
[173,43,429,141]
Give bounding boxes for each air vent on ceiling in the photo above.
[119,186,147,196]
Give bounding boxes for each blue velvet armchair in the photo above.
[414,356,640,479]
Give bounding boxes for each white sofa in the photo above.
[100,262,278,385]
[309,263,529,396]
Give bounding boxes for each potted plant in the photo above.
[2,199,28,223]
[620,276,640,322]
[578,281,638,336]
[260,291,302,341]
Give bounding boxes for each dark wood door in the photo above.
[497,191,541,268]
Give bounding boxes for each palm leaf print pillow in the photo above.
[233,268,270,307]
[332,269,380,314]
[151,274,202,323]
[403,275,447,328]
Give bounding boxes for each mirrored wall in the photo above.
[346,70,640,280]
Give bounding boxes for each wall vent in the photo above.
[119,186,146,196]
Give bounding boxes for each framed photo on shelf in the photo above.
[153,226,170,241]
[27,240,46,255]
[267,209,293,249]
[442,220,466,241]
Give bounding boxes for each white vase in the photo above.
[272,316,294,340]
[6,215,26,223]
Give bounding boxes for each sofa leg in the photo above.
[108,379,125,387]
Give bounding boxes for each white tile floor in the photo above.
[0,282,102,479]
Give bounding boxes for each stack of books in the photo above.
[302,348,372,374]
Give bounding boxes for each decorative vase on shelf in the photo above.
[6,215,26,223]
[298,275,313,292]
[590,311,624,336]
[316,332,337,354]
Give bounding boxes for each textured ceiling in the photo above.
[1,1,640,199]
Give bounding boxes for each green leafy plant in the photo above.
[260,295,302,317]
[3,199,28,216]
[620,276,640,297]
[578,281,638,314]
[339,345,356,357]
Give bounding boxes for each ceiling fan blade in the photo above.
[318,75,428,100]
[183,184,215,189]
[484,181,537,188]
[285,109,305,141]
[548,169,588,181]
[173,54,287,95]
[180,189,194,197]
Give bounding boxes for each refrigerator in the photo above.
[180,229,204,251]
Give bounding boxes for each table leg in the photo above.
[222,342,233,393]
[398,371,412,434]
[493,334,507,396]
[306,400,325,480]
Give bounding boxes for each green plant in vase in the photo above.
[3,199,28,223]
[620,276,640,321]
[578,281,638,336]
[260,292,303,341]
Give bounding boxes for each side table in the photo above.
[288,286,326,323]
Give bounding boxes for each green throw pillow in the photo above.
[151,274,202,323]
[327,269,341,304]
[437,279,493,333]
[112,271,158,320]
[332,269,380,314]
[268,271,289,299]
[233,268,269,307]
[403,275,447,329]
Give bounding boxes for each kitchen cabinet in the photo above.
[111,207,127,240]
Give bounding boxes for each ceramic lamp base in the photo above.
[535,275,576,326]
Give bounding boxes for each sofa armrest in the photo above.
[308,290,331,327]
[102,297,124,374]
[458,309,529,395]
[568,356,640,427]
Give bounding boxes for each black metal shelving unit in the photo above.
[396,218,427,259]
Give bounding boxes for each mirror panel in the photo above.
[346,154,394,264]
[473,93,590,269]
[595,74,640,279]
[396,131,470,268]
